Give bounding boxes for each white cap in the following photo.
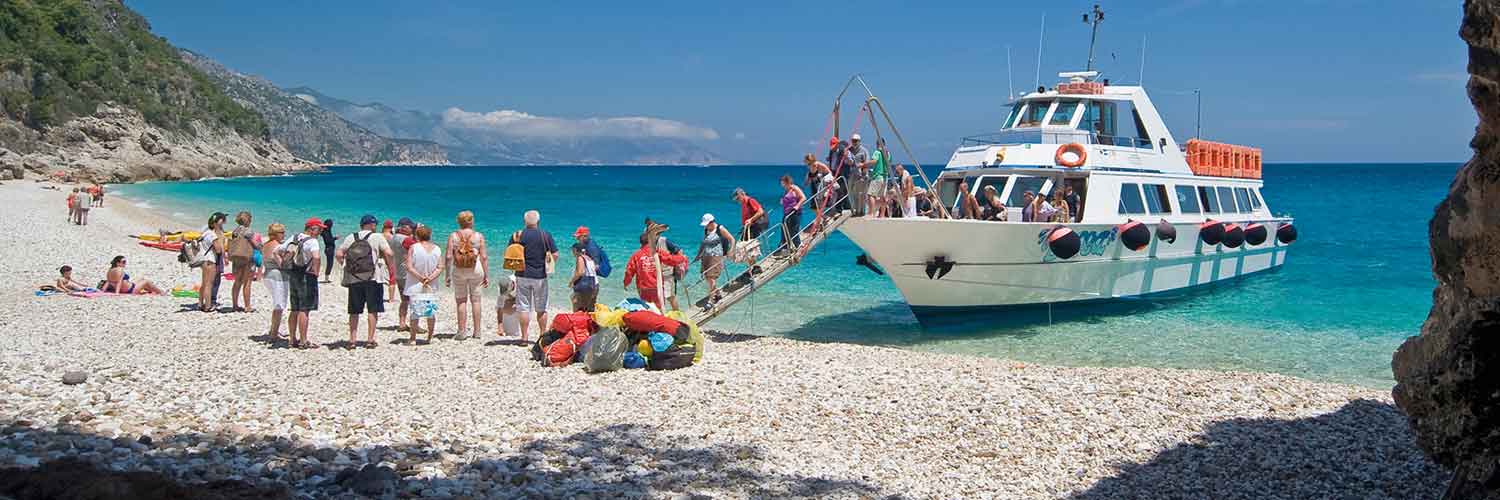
[700,213,715,226]
[850,133,862,141]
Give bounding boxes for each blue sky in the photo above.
[132,0,1470,163]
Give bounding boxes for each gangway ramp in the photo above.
[688,209,852,326]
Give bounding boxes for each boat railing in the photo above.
[677,177,853,312]
[960,129,1152,149]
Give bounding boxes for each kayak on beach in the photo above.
[131,231,202,242]
[138,241,183,251]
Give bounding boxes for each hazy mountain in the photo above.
[181,51,448,165]
[283,87,723,165]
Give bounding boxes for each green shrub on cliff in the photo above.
[0,0,267,137]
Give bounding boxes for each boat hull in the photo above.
[837,217,1292,316]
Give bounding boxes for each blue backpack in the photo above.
[587,240,612,278]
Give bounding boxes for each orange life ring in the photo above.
[1054,143,1087,167]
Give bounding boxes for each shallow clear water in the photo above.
[115,163,1457,387]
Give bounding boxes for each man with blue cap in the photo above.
[335,214,394,348]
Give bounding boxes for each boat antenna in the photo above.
[1006,45,1014,101]
[1033,13,1046,91]
[1083,5,1104,72]
[1194,88,1203,139]
[1138,34,1147,85]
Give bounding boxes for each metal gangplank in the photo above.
[683,185,855,326]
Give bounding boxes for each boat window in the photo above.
[937,178,963,210]
[1049,101,1079,126]
[1174,185,1201,214]
[1002,102,1022,129]
[1017,101,1051,127]
[976,175,1008,203]
[1198,186,1220,214]
[1216,186,1238,213]
[1249,188,1264,209]
[1077,101,1118,145]
[1234,188,1253,213]
[1131,108,1153,149]
[1007,175,1047,207]
[1118,183,1146,215]
[1142,183,1171,214]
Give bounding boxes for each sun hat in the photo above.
[304,217,327,229]
[851,133,862,141]
[574,226,590,238]
[700,213,715,227]
[360,214,377,226]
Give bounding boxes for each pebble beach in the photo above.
[0,180,1448,498]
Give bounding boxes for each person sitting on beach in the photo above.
[261,223,290,339]
[495,275,522,339]
[227,211,263,313]
[405,225,442,345]
[624,231,688,312]
[980,185,1008,221]
[446,210,488,341]
[55,265,89,292]
[336,214,395,349]
[102,256,163,295]
[288,218,326,349]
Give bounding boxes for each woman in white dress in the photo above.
[404,225,443,345]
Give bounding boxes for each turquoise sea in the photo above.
[115,163,1456,387]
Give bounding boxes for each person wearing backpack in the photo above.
[568,243,599,312]
[572,226,611,279]
[509,210,557,342]
[335,214,395,349]
[197,212,228,313]
[286,218,326,349]
[445,210,489,341]
[227,211,263,313]
[697,213,736,307]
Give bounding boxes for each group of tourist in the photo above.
[64,184,103,225]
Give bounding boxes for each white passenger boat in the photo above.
[837,71,1297,320]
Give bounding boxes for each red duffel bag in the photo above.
[621,310,690,341]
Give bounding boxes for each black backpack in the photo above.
[343,232,376,285]
[279,235,310,273]
[647,345,695,371]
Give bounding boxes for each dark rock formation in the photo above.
[1392,1,1500,497]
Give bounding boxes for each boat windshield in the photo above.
[1016,100,1051,127]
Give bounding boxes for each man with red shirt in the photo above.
[733,188,768,241]
[623,231,688,311]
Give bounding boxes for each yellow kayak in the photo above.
[132,231,203,242]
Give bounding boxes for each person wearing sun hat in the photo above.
[696,213,735,308]
[286,217,326,349]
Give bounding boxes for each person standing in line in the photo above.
[846,133,871,216]
[335,214,394,349]
[227,211,263,313]
[261,223,289,339]
[445,211,488,341]
[868,138,890,217]
[623,231,687,311]
[642,218,686,311]
[381,220,397,302]
[697,213,735,307]
[405,225,442,345]
[75,187,91,226]
[198,212,227,312]
[288,218,325,349]
[320,218,337,283]
[778,174,806,253]
[510,210,557,342]
[389,218,414,332]
[568,241,599,311]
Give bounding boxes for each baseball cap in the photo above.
[304,217,327,229]
[850,133,862,141]
[382,219,393,229]
[359,214,377,226]
[828,137,839,147]
[732,187,746,200]
[574,226,590,238]
[700,213,715,226]
[397,217,414,229]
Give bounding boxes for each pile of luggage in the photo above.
[532,299,704,373]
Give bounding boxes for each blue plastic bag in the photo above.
[623,351,647,369]
[648,332,673,353]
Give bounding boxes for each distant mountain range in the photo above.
[283,87,724,165]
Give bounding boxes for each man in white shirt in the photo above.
[335,214,394,348]
[287,218,325,349]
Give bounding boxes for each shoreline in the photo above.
[0,179,1446,497]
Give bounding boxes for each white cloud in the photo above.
[441,108,719,140]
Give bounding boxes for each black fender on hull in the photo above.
[1047,226,1081,259]
[1221,223,1245,248]
[1155,219,1177,243]
[1277,223,1298,244]
[1244,223,1267,246]
[1199,220,1225,246]
[1118,220,1151,251]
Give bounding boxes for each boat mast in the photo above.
[1083,5,1104,72]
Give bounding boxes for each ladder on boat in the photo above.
[688,209,853,326]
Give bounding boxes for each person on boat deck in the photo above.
[981,185,1008,221]
[916,188,937,218]
[733,188,769,242]
[956,181,982,220]
[623,231,688,312]
[869,137,891,217]
[893,164,917,218]
[642,218,684,312]
[824,138,844,211]
[1063,184,1083,222]
[846,133,871,216]
[778,174,807,253]
[56,266,89,292]
[1049,190,1072,223]
[1021,191,1055,223]
[103,255,163,295]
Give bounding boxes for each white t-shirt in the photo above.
[197,229,219,264]
[288,234,321,271]
[338,230,392,284]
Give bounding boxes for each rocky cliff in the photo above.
[1391,0,1500,497]
[183,52,449,166]
[0,0,312,182]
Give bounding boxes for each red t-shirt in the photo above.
[739,197,764,224]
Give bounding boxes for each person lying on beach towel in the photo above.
[102,255,164,295]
